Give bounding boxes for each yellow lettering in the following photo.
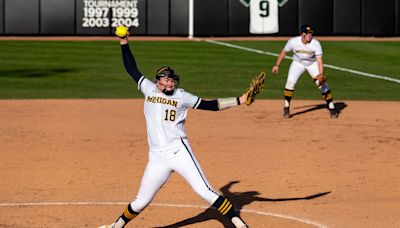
[145,96,178,108]
[295,50,314,55]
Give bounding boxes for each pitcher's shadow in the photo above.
[154,181,330,228]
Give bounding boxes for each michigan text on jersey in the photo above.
[146,96,178,107]
[294,50,314,55]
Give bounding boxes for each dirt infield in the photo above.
[0,99,399,228]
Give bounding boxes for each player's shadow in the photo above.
[154,181,331,228]
[289,101,347,118]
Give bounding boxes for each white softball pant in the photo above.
[129,138,219,212]
[285,60,330,93]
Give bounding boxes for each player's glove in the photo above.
[314,73,327,86]
[243,72,266,106]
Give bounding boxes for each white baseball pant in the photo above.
[129,138,219,212]
[285,60,330,93]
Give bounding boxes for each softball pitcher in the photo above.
[99,30,264,228]
[272,25,338,118]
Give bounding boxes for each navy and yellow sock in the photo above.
[284,89,294,107]
[322,90,335,109]
[116,204,140,227]
[322,90,332,102]
[212,196,237,219]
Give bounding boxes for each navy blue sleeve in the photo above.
[197,99,219,111]
[121,43,142,83]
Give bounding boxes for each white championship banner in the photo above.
[82,0,139,28]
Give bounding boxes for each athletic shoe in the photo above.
[231,216,249,228]
[329,109,338,118]
[283,107,290,118]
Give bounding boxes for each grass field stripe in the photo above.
[205,39,400,84]
[0,201,328,228]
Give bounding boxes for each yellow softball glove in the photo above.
[243,72,266,106]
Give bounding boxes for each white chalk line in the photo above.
[204,39,400,84]
[0,201,328,228]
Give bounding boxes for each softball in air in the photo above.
[115,25,128,38]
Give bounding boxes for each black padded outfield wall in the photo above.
[298,0,333,35]
[398,0,400,34]
[170,0,189,35]
[4,0,39,34]
[41,0,75,34]
[362,0,396,36]
[0,0,399,36]
[195,0,228,36]
[147,0,169,35]
[131,0,146,35]
[278,0,298,35]
[333,0,361,35]
[0,0,4,34]
[228,0,250,36]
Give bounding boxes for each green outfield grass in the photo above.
[0,40,399,100]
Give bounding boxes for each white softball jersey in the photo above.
[283,36,323,66]
[137,76,201,149]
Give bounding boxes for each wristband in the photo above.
[217,97,239,110]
